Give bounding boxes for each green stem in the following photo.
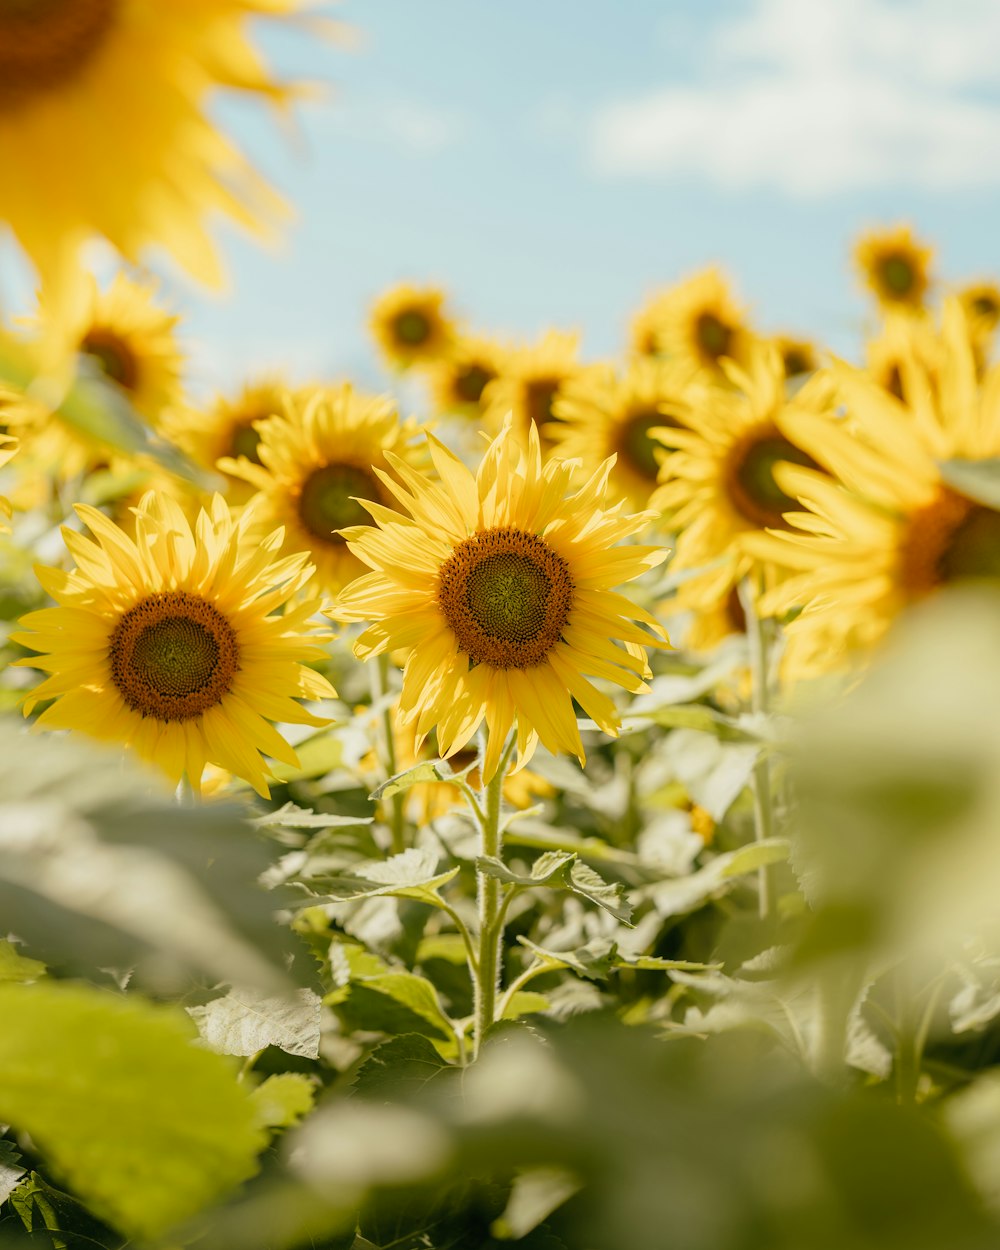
[740,578,774,921]
[372,652,406,855]
[472,734,516,1057]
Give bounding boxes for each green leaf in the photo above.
[0,1139,26,1205]
[309,847,460,908]
[660,729,761,821]
[254,802,373,831]
[640,838,789,918]
[517,936,716,982]
[0,941,45,984]
[501,991,551,1019]
[720,840,790,878]
[327,948,458,1051]
[476,851,576,887]
[0,982,266,1241]
[188,987,323,1059]
[939,457,1000,509]
[269,732,343,783]
[9,1172,123,1249]
[250,1074,317,1131]
[370,757,474,801]
[566,861,633,924]
[477,853,632,924]
[352,1033,454,1101]
[491,1168,580,1240]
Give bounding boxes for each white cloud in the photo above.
[590,0,1000,195]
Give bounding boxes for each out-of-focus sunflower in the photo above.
[651,344,832,608]
[0,433,18,531]
[637,269,755,375]
[773,335,819,382]
[481,330,583,444]
[370,284,454,369]
[426,336,507,421]
[0,0,322,315]
[958,281,1000,333]
[854,224,932,312]
[865,312,940,403]
[549,358,694,511]
[221,382,429,594]
[750,300,1000,677]
[332,420,669,780]
[2,271,183,480]
[676,578,747,654]
[14,492,335,796]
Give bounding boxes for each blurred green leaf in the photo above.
[189,987,323,1059]
[250,1074,317,1131]
[371,757,474,801]
[8,1173,123,1250]
[477,853,632,924]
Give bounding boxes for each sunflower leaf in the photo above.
[8,1172,124,1249]
[250,1073,317,1131]
[307,847,460,907]
[0,1139,26,1206]
[370,757,474,801]
[477,854,632,924]
[0,982,265,1241]
[188,986,324,1059]
[254,801,373,831]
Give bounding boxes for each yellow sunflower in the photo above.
[220,382,430,594]
[631,269,755,374]
[854,224,932,312]
[750,299,1000,677]
[0,0,322,316]
[651,343,833,608]
[14,491,335,796]
[2,270,184,481]
[331,420,669,781]
[959,281,1000,333]
[773,335,819,382]
[481,330,583,444]
[549,358,694,511]
[0,433,18,531]
[426,336,508,421]
[370,284,455,369]
[864,311,941,403]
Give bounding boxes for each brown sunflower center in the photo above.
[80,328,138,392]
[109,591,238,722]
[782,347,814,378]
[879,253,916,298]
[525,378,560,427]
[726,429,819,529]
[454,363,495,405]
[619,410,673,481]
[695,312,732,363]
[971,293,1000,322]
[0,0,117,109]
[298,463,380,544]
[901,488,1000,597]
[230,420,264,464]
[438,527,574,669]
[393,309,431,347]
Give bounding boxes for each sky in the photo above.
[6,0,1000,397]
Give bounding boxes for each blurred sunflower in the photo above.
[427,336,507,421]
[332,421,669,780]
[773,335,819,382]
[370,284,454,369]
[220,382,429,593]
[750,300,1000,676]
[549,358,694,511]
[854,224,932,312]
[0,433,18,531]
[640,269,754,375]
[14,492,335,796]
[481,330,582,444]
[959,281,1000,333]
[0,0,321,314]
[865,312,940,403]
[651,344,832,609]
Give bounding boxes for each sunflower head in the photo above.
[427,336,508,420]
[636,269,754,374]
[14,491,336,796]
[550,358,695,510]
[370,284,455,369]
[220,382,431,594]
[854,224,933,311]
[774,336,819,381]
[331,419,669,780]
[481,330,583,444]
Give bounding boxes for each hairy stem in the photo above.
[740,578,774,921]
[372,652,407,855]
[472,734,516,1057]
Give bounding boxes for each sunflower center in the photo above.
[230,421,263,464]
[393,310,431,346]
[80,328,138,392]
[109,591,238,722]
[879,254,915,298]
[902,488,1000,597]
[619,410,672,481]
[782,347,813,378]
[0,0,117,109]
[438,527,574,669]
[298,463,380,544]
[727,430,819,530]
[525,379,560,427]
[972,293,1000,321]
[454,363,494,405]
[695,313,732,362]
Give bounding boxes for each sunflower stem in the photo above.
[472,733,516,1058]
[372,652,407,856]
[740,578,774,921]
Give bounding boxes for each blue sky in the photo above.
[7,0,1000,397]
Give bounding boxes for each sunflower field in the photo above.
[4,4,1000,1250]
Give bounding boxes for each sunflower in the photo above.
[370,284,455,369]
[426,336,508,421]
[750,300,1000,677]
[481,330,583,444]
[2,271,184,482]
[854,224,932,312]
[864,311,940,403]
[549,358,694,511]
[651,344,833,608]
[0,433,17,531]
[0,1,319,316]
[14,491,336,796]
[959,281,1000,333]
[773,335,819,381]
[331,420,669,781]
[631,269,755,375]
[220,383,430,594]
